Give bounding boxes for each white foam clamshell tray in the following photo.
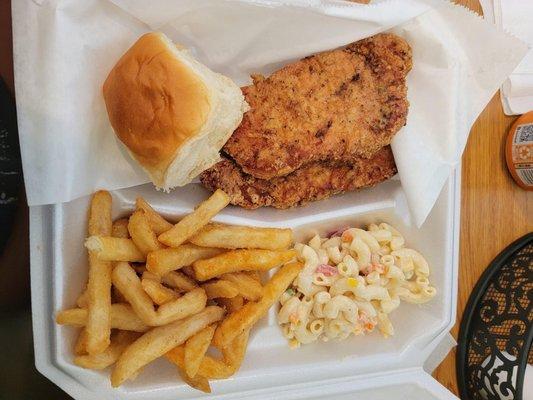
[30,164,460,399]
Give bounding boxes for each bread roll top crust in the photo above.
[103,32,211,171]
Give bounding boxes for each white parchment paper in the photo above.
[13,0,528,225]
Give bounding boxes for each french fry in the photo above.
[221,330,249,374]
[128,209,164,255]
[166,330,248,380]
[76,219,128,324]
[202,280,239,299]
[156,288,207,326]
[111,306,224,387]
[86,190,113,355]
[85,236,145,262]
[247,271,261,283]
[146,244,223,276]
[158,189,230,248]
[141,277,179,305]
[112,218,130,238]
[184,324,216,378]
[194,295,249,377]
[111,220,132,304]
[112,262,206,326]
[216,295,244,313]
[177,367,211,393]
[112,262,157,324]
[221,273,263,301]
[196,355,235,379]
[135,197,173,235]
[166,287,249,381]
[56,189,308,392]
[76,290,88,308]
[74,331,140,370]
[194,249,297,281]
[85,252,113,354]
[80,281,130,307]
[74,329,89,355]
[166,346,232,379]
[56,304,149,332]
[109,304,149,332]
[88,191,112,236]
[190,223,293,250]
[212,262,303,348]
[142,270,160,281]
[161,271,198,292]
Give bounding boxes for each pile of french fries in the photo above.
[55,189,302,392]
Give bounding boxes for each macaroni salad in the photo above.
[278,223,436,348]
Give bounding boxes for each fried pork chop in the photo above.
[200,146,397,209]
[223,33,411,180]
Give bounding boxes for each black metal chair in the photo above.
[457,233,533,400]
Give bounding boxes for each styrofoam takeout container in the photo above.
[30,163,461,399]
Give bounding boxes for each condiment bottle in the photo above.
[506,111,533,190]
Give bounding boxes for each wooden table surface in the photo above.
[1,0,532,398]
[432,1,533,396]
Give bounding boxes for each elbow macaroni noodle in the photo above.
[278,223,436,347]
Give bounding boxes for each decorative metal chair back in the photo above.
[457,233,533,400]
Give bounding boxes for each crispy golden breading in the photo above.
[223,33,411,180]
[200,146,397,209]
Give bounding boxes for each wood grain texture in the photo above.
[433,3,533,393]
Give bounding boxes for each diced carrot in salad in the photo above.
[341,231,353,243]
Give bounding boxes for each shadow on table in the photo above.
[0,62,72,399]
[0,310,71,399]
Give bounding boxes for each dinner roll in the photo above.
[103,32,247,190]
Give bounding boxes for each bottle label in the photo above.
[511,123,533,186]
